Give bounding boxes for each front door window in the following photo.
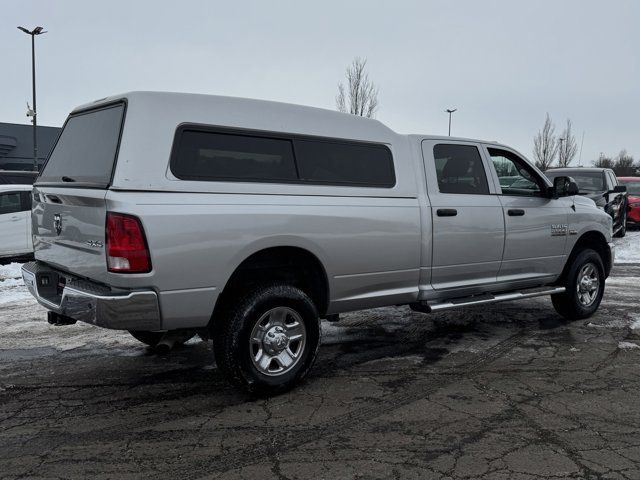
[489,148,545,196]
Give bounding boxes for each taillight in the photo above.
[106,212,152,273]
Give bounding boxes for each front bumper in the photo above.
[628,208,640,224]
[608,242,616,274]
[21,261,162,331]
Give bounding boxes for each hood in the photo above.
[579,191,607,207]
[628,195,640,205]
[573,195,598,208]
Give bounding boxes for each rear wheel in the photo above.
[552,249,605,320]
[213,284,321,395]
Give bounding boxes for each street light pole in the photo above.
[17,26,46,172]
[445,108,457,136]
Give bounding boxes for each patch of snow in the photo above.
[0,262,25,280]
[0,262,33,306]
[614,231,640,264]
[586,317,633,329]
[631,316,640,330]
[618,341,640,350]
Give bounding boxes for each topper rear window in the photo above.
[37,103,125,187]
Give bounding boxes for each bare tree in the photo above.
[557,119,578,167]
[336,57,379,118]
[533,113,559,170]
[614,149,635,176]
[594,153,614,169]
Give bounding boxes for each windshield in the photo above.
[619,179,640,195]
[546,171,604,193]
[38,103,125,187]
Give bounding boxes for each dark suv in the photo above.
[546,168,628,237]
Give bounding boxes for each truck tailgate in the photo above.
[32,186,109,284]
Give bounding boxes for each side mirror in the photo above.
[553,176,579,197]
[611,185,627,194]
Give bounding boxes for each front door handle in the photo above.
[508,209,525,216]
[437,208,458,217]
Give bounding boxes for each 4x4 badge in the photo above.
[53,214,62,235]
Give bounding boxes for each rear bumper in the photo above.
[21,261,162,331]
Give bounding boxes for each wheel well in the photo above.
[558,231,612,283]
[210,247,329,327]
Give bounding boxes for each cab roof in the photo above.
[546,167,611,173]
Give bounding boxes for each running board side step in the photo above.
[410,286,566,313]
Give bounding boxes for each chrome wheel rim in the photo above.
[576,263,599,307]
[250,307,306,376]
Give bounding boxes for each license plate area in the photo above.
[35,271,65,305]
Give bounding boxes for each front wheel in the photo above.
[552,248,605,320]
[213,284,321,395]
[614,206,627,238]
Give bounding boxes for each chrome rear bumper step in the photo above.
[411,286,566,313]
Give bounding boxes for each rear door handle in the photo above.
[436,209,458,217]
[508,209,525,216]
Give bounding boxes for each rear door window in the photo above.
[38,103,125,187]
[433,144,489,194]
[20,191,32,211]
[0,192,22,215]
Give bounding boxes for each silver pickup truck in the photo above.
[23,92,614,394]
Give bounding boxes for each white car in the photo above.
[0,184,33,260]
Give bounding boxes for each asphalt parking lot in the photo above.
[1,255,640,478]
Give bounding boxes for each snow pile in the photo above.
[615,230,640,264]
[618,341,640,350]
[0,263,33,306]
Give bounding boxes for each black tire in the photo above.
[128,330,165,347]
[552,248,605,320]
[614,206,627,238]
[213,284,321,396]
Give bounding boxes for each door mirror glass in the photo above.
[553,176,579,197]
[611,185,627,194]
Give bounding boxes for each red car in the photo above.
[618,176,640,227]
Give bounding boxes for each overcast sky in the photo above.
[2,0,639,164]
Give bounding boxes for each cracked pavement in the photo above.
[1,264,640,479]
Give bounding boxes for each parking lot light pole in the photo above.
[446,108,457,136]
[17,26,47,172]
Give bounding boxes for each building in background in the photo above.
[0,122,60,171]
